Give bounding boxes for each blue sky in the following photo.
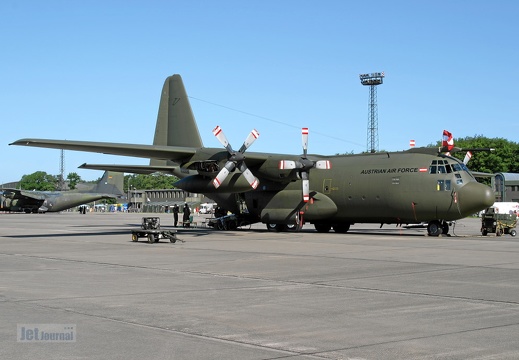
[1,0,518,183]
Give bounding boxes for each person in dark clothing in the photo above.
[172,204,179,227]
[182,203,191,227]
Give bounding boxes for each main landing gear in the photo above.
[266,223,303,232]
[427,220,450,237]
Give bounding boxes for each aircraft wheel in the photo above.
[147,234,155,243]
[267,223,285,232]
[286,223,303,232]
[314,223,331,233]
[427,221,442,237]
[482,229,488,236]
[442,221,449,235]
[227,220,238,231]
[333,223,350,233]
[131,233,138,242]
[510,229,517,237]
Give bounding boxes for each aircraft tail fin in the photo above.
[151,74,203,167]
[92,171,125,197]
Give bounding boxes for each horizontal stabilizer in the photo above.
[80,163,177,175]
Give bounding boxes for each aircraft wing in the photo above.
[10,139,197,162]
[79,163,178,175]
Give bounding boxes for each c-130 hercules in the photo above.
[0,171,124,213]
[10,75,494,235]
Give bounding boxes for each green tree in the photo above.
[66,172,82,190]
[124,173,179,191]
[442,135,519,174]
[20,171,57,191]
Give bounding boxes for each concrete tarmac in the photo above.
[1,212,519,359]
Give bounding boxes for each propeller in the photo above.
[279,128,331,202]
[212,126,260,190]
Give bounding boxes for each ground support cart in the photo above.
[207,214,252,230]
[481,209,517,237]
[131,217,181,243]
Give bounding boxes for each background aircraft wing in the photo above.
[0,189,46,201]
[10,139,197,162]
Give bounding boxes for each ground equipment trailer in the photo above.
[131,217,180,243]
[481,208,517,237]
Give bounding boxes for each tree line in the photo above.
[17,172,179,192]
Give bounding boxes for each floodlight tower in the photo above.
[58,149,65,190]
[359,72,384,153]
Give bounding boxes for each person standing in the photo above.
[182,203,191,227]
[172,204,179,227]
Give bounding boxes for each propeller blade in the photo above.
[315,160,332,170]
[239,129,260,153]
[238,162,259,189]
[212,161,235,188]
[302,128,309,156]
[302,178,310,203]
[212,126,233,153]
[463,151,472,165]
[279,160,297,170]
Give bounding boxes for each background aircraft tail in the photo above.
[151,74,203,167]
[91,171,125,196]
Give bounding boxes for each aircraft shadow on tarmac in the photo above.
[5,230,130,239]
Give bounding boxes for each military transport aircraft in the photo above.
[10,75,494,235]
[0,171,124,213]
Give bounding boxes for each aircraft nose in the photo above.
[458,182,494,216]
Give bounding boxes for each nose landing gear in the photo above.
[427,220,449,236]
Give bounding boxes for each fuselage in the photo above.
[175,147,494,226]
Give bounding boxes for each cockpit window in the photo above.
[429,158,472,181]
[451,163,462,172]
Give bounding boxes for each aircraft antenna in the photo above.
[360,72,384,153]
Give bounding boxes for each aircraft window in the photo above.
[446,165,452,173]
[429,166,437,174]
[432,160,438,165]
[438,166,446,173]
[445,180,451,191]
[451,163,462,172]
[437,180,444,191]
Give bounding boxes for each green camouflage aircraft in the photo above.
[10,75,494,235]
[0,171,124,213]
